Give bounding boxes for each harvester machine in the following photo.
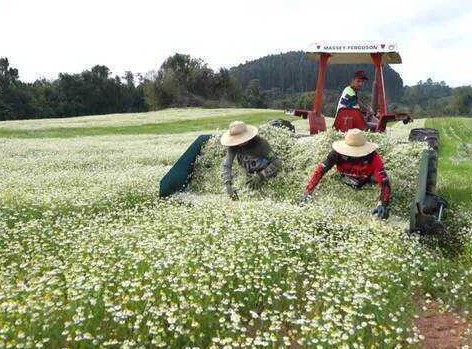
[408,128,449,234]
[159,134,211,198]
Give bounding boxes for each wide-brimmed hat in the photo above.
[353,70,368,81]
[220,121,258,146]
[332,128,378,157]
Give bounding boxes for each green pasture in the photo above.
[0,109,286,138]
[426,117,472,209]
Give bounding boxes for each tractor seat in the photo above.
[333,108,368,132]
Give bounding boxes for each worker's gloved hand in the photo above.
[246,172,265,190]
[225,184,239,201]
[372,204,390,219]
[299,193,312,204]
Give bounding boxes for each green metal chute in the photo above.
[409,128,448,234]
[159,134,212,197]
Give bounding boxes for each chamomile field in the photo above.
[0,109,471,348]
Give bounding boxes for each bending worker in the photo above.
[301,128,391,219]
[221,121,281,200]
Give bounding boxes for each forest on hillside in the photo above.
[1,52,471,121]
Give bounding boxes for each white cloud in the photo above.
[1,0,471,86]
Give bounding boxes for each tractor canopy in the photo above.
[307,41,402,64]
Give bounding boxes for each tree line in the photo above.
[1,53,471,121]
[0,58,146,120]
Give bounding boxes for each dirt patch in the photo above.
[416,301,469,349]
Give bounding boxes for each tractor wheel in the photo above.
[268,119,296,133]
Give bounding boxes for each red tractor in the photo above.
[293,41,412,133]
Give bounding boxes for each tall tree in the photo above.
[145,53,240,109]
[453,86,472,115]
[0,58,33,120]
[243,79,266,108]
[213,68,242,102]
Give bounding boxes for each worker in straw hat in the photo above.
[221,121,281,200]
[301,128,391,219]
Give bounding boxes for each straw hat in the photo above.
[220,121,258,146]
[332,128,378,157]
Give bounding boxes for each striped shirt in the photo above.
[336,85,359,112]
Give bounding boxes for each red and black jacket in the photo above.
[305,150,391,205]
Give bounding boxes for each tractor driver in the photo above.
[221,121,281,200]
[300,128,391,219]
[337,70,378,124]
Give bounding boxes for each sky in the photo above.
[1,0,471,87]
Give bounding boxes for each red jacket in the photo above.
[305,150,391,205]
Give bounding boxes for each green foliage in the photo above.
[396,79,472,117]
[400,79,454,116]
[242,79,267,108]
[452,86,472,115]
[214,68,242,102]
[0,58,35,120]
[0,58,147,120]
[53,65,145,116]
[144,54,242,110]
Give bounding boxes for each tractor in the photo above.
[292,41,412,133]
[159,42,448,235]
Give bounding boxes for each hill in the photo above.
[229,51,404,101]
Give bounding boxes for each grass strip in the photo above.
[0,111,287,138]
